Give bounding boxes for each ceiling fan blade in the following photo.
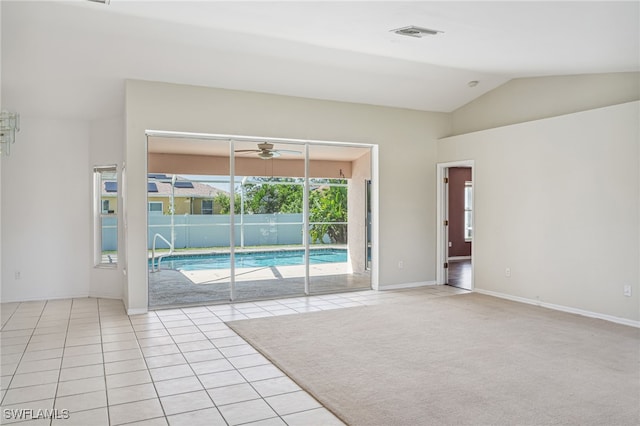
[274,149,302,155]
[234,149,260,153]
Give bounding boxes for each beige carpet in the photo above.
[228,293,640,426]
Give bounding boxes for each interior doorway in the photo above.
[437,161,474,291]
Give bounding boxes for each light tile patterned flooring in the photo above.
[1,286,466,425]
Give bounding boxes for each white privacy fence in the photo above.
[101,214,341,250]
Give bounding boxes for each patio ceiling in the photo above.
[148,136,371,162]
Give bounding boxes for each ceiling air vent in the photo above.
[391,26,443,38]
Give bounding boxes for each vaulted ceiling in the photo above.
[2,1,638,120]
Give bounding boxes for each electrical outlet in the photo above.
[624,285,632,297]
[448,242,452,247]
[398,260,404,269]
[15,271,21,280]
[505,268,511,277]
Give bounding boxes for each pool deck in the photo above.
[181,262,351,285]
[149,262,371,308]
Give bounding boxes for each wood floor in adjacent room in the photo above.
[447,258,471,289]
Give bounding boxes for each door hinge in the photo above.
[443,177,449,184]
[444,262,449,269]
[443,220,449,226]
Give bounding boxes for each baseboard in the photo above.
[127,307,148,315]
[0,293,91,304]
[379,281,437,291]
[4,293,125,306]
[448,256,471,261]
[475,288,640,328]
[88,292,123,301]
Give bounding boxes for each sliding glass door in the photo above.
[307,144,372,295]
[146,171,235,307]
[147,135,372,308]
[232,140,306,301]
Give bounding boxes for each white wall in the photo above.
[125,80,451,312]
[439,102,639,322]
[452,73,640,136]
[89,116,125,299]
[0,2,3,300]
[1,118,92,302]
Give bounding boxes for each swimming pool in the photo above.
[154,248,347,271]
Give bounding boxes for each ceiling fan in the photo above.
[235,142,301,160]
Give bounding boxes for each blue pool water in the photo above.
[155,248,346,271]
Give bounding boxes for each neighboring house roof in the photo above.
[103,175,228,198]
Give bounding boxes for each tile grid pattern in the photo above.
[1,286,466,425]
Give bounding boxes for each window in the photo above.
[93,166,118,267]
[202,199,213,215]
[464,181,473,241]
[148,201,163,214]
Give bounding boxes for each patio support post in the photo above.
[229,140,236,301]
[240,176,247,248]
[170,174,176,249]
[303,143,310,295]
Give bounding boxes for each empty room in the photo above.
[1,1,638,425]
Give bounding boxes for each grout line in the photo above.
[124,310,170,425]
[201,309,331,424]
[0,303,21,330]
[49,298,72,426]
[209,334,288,425]
[0,288,456,426]
[155,310,230,425]
[97,298,112,426]
[0,300,50,410]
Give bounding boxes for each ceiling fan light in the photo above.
[391,25,443,38]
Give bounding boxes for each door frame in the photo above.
[436,160,474,289]
[145,130,379,307]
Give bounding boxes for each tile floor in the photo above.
[1,286,466,425]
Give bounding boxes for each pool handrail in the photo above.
[151,233,174,272]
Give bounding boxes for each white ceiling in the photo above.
[2,1,638,120]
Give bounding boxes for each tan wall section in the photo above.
[451,72,640,136]
[148,153,352,178]
[149,153,230,176]
[125,80,451,312]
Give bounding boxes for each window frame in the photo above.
[464,181,473,241]
[93,165,118,268]
[201,199,214,215]
[148,201,164,214]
